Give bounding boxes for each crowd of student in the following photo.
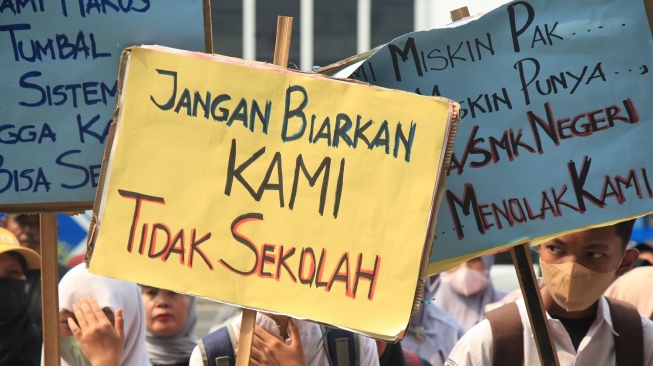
[1,213,652,366]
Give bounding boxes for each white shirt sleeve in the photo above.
[357,335,380,366]
[643,316,653,366]
[189,345,203,366]
[445,319,493,366]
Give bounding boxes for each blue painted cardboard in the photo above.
[0,0,206,207]
[341,0,653,272]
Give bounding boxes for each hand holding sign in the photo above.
[250,320,306,366]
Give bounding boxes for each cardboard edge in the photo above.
[0,202,91,214]
[313,45,382,76]
[84,48,133,267]
[421,102,461,281]
[403,101,461,339]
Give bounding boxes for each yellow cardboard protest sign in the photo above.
[89,46,457,340]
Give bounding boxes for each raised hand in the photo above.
[67,297,125,366]
[250,318,307,366]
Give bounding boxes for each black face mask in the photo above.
[0,278,27,324]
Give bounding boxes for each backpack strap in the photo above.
[198,326,237,366]
[486,302,523,366]
[323,326,359,366]
[606,297,644,366]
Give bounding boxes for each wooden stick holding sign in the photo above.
[235,15,294,366]
[510,240,560,366]
[449,6,470,22]
[448,7,560,366]
[273,16,294,67]
[236,309,257,366]
[40,213,61,366]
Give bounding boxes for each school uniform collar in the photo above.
[521,296,617,336]
[596,296,619,336]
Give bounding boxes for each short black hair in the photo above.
[614,219,636,249]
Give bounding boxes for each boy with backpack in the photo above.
[445,220,653,365]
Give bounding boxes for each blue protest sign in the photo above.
[337,0,653,273]
[0,0,207,210]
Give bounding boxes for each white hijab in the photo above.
[59,264,151,366]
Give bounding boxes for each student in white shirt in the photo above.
[189,312,380,366]
[445,220,653,366]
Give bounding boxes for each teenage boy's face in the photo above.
[540,226,634,276]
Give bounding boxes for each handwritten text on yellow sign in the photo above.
[90,47,454,339]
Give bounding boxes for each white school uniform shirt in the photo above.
[445,297,653,366]
[189,313,380,366]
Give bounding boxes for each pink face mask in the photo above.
[441,267,489,297]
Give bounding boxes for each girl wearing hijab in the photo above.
[141,286,197,366]
[58,264,151,366]
[0,227,42,366]
[432,255,506,331]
